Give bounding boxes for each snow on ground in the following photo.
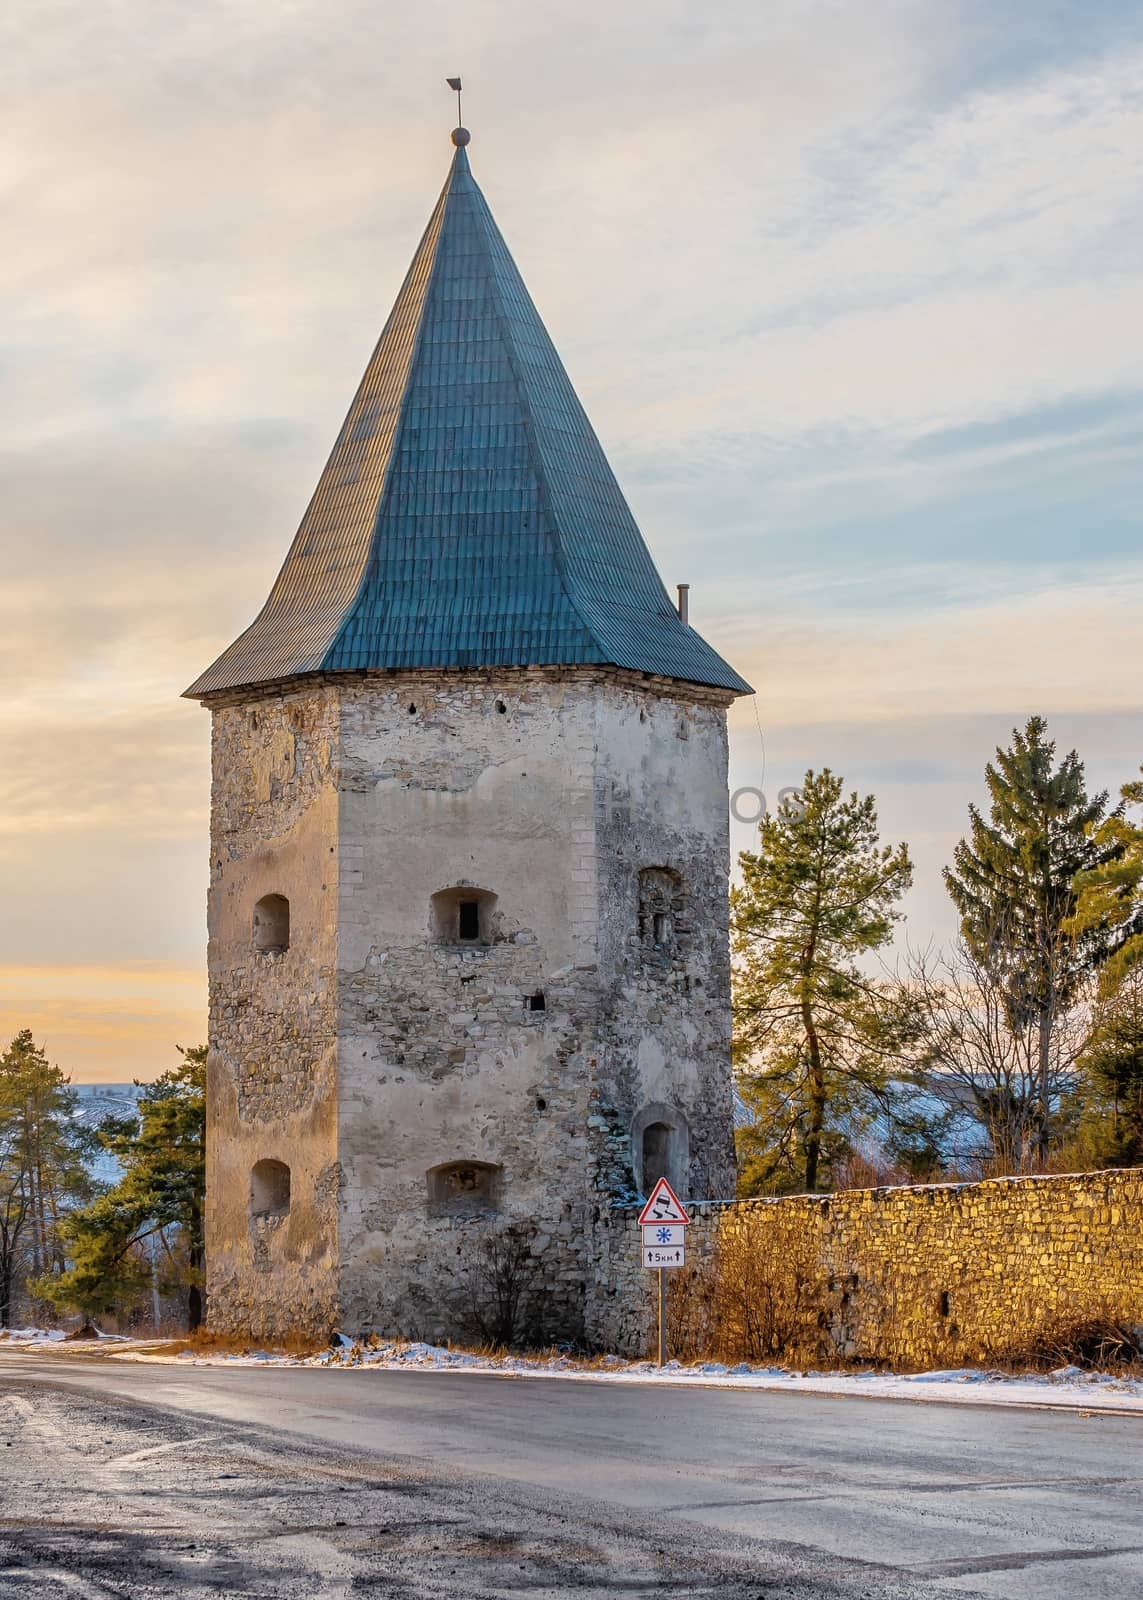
[6,1326,1141,1414]
[0,1327,127,1345]
[89,1335,1143,1415]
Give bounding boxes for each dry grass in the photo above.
[982,1307,1143,1375]
[669,1209,832,1367]
[161,1328,328,1359]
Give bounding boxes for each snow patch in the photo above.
[95,1338,1143,1413]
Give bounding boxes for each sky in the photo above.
[2,0,1142,1080]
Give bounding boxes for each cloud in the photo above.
[724,565,1143,728]
[1,1,1140,1076]
[0,963,206,1083]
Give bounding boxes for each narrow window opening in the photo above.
[250,1159,290,1218]
[408,702,417,715]
[535,1096,547,1111]
[633,1104,689,1198]
[527,991,546,1012]
[642,1123,672,1193]
[938,1290,950,1318]
[496,700,507,714]
[253,893,290,954]
[432,886,497,946]
[652,911,669,946]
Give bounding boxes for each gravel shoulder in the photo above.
[0,1373,983,1599]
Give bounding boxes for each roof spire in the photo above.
[184,126,750,701]
[445,76,468,146]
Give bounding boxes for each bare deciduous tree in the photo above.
[903,940,1091,1175]
[465,1224,540,1348]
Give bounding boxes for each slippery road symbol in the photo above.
[637,1177,691,1228]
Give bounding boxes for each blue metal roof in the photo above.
[186,139,750,699]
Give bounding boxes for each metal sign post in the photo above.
[637,1178,691,1368]
[658,1268,667,1367]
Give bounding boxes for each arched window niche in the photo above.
[427,1160,501,1217]
[253,893,290,954]
[631,1104,690,1198]
[250,1158,291,1219]
[431,886,498,947]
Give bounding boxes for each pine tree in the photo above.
[943,717,1109,1157]
[1068,765,1143,988]
[35,1046,205,1330]
[0,1032,94,1327]
[1073,968,1143,1167]
[732,769,912,1193]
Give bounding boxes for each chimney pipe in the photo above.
[676,583,690,625]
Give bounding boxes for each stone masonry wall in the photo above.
[581,677,738,1344]
[588,678,738,1207]
[334,671,602,1343]
[593,1169,1143,1364]
[202,664,738,1348]
[205,686,342,1340]
[333,668,736,1345]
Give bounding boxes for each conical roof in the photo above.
[186,136,750,700]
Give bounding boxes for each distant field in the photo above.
[70,1082,144,1184]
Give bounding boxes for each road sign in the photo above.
[643,1245,685,1269]
[638,1177,691,1227]
[642,1223,684,1247]
[638,1180,691,1368]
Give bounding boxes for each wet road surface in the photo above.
[1,1350,1140,1597]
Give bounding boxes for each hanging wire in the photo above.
[752,692,767,796]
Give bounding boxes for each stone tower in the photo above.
[186,130,750,1345]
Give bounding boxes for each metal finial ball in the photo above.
[451,126,471,147]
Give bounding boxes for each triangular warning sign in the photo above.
[638,1177,690,1227]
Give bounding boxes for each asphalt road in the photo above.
[1,1350,1141,1598]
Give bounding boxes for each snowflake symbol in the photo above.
[656,1227,672,1243]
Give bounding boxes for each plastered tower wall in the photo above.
[583,676,738,1344]
[335,669,599,1338]
[589,677,738,1205]
[333,666,736,1344]
[203,667,737,1346]
[205,686,342,1338]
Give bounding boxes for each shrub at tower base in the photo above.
[34,1047,206,1331]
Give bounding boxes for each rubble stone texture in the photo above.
[204,667,738,1343]
[595,1169,1143,1363]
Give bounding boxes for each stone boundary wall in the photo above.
[588,1167,1143,1366]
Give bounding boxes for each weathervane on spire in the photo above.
[441,76,464,145]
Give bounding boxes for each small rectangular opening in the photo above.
[527,991,546,1012]
[652,912,668,945]
[458,899,481,941]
